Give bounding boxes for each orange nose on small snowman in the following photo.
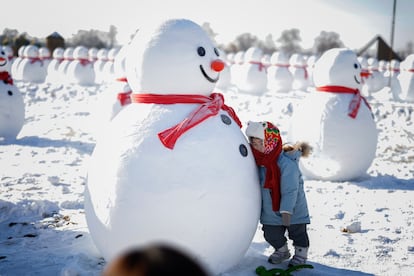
[211,59,225,72]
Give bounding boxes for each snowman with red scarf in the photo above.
[84,18,261,275]
[0,49,25,142]
[288,48,378,181]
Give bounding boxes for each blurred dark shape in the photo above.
[46,32,65,56]
[103,244,210,276]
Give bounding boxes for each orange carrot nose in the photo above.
[360,71,371,78]
[0,57,5,62]
[211,59,225,72]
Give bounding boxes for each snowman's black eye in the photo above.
[214,48,219,57]
[197,47,206,57]
[7,90,13,96]
[354,63,359,69]
[262,122,267,127]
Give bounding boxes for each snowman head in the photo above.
[126,18,224,95]
[24,45,39,59]
[39,47,51,59]
[313,48,362,90]
[73,46,89,60]
[52,47,64,59]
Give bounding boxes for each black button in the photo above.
[239,144,248,157]
[221,114,231,125]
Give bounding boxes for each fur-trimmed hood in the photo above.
[283,141,312,158]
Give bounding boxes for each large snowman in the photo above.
[0,50,25,142]
[84,18,261,275]
[289,48,378,181]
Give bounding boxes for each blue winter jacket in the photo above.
[258,149,310,225]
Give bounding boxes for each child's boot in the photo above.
[288,246,308,267]
[268,243,291,264]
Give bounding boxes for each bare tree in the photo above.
[277,29,302,56]
[67,29,113,48]
[257,34,277,55]
[108,25,117,48]
[231,33,260,52]
[312,31,344,56]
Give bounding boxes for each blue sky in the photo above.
[2,0,413,50]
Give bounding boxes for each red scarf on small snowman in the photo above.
[131,92,242,149]
[0,71,13,85]
[250,122,283,212]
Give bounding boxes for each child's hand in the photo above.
[281,213,291,226]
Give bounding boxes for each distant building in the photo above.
[358,35,401,61]
[46,32,65,54]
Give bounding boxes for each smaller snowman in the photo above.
[398,54,414,102]
[45,47,65,84]
[93,48,109,84]
[67,46,96,86]
[289,53,309,91]
[0,50,25,142]
[366,57,386,95]
[267,51,293,93]
[289,48,378,181]
[57,47,75,84]
[236,46,267,95]
[385,59,402,101]
[11,46,26,80]
[92,43,132,140]
[19,45,46,83]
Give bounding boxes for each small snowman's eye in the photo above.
[214,48,219,57]
[197,47,206,57]
[262,122,267,127]
[354,63,359,69]
[7,90,13,96]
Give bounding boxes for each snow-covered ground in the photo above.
[0,80,413,276]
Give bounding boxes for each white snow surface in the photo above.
[0,79,413,276]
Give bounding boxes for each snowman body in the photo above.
[289,48,377,181]
[0,82,25,141]
[85,19,260,275]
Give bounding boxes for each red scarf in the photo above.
[29,57,43,65]
[131,93,242,149]
[79,58,91,66]
[0,71,13,85]
[251,142,282,212]
[294,64,308,79]
[316,86,372,119]
[249,61,265,72]
[117,91,132,106]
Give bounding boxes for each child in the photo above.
[245,121,311,266]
